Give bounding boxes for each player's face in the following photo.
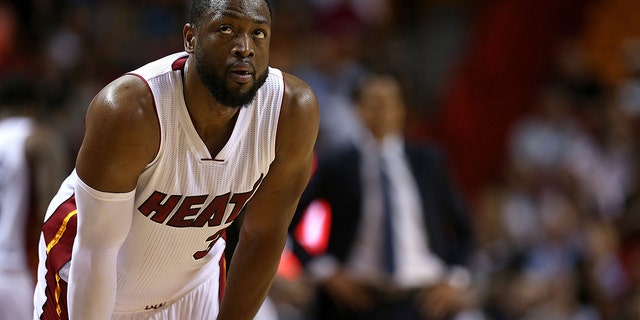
[192,0,271,108]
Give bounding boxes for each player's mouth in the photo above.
[229,65,254,84]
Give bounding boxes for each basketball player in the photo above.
[0,77,69,320]
[32,0,319,319]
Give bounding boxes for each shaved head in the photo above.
[189,0,272,25]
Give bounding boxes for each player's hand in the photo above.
[415,281,465,319]
[322,269,373,312]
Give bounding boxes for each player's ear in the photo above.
[183,23,196,53]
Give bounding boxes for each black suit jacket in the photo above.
[289,142,474,270]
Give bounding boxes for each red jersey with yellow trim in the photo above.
[34,52,284,317]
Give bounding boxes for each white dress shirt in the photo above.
[346,133,447,289]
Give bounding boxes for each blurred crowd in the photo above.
[474,47,640,319]
[2,0,640,319]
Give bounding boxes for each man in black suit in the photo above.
[289,71,475,320]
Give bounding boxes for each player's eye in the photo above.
[253,29,267,39]
[219,26,234,35]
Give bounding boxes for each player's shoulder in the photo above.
[281,72,315,100]
[83,74,160,155]
[82,73,160,172]
[268,71,319,154]
[88,74,156,125]
[280,71,319,120]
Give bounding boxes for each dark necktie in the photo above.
[379,157,396,275]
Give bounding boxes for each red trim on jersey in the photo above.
[40,195,77,320]
[218,229,228,303]
[172,56,188,71]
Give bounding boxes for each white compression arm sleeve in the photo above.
[68,176,135,320]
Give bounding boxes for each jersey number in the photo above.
[193,230,223,260]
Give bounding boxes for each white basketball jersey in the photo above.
[0,117,33,271]
[35,52,284,316]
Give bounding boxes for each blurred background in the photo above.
[2,0,640,319]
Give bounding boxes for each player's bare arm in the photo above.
[76,74,160,192]
[218,73,319,319]
[68,74,159,319]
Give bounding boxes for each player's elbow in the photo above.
[239,219,288,250]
